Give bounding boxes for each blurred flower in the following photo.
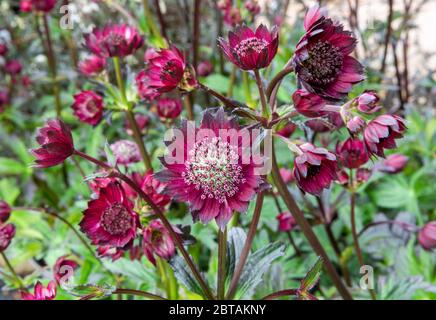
[0,200,11,223]
[279,168,294,184]
[292,89,326,118]
[84,24,143,58]
[20,0,33,12]
[218,24,279,71]
[336,169,349,186]
[245,0,261,15]
[379,153,408,174]
[0,90,9,112]
[21,281,56,300]
[276,212,297,232]
[129,245,142,261]
[276,121,297,138]
[142,220,176,265]
[22,75,32,87]
[197,60,213,77]
[89,175,115,195]
[31,119,75,168]
[293,143,337,195]
[71,90,104,126]
[364,115,406,157]
[418,222,436,250]
[157,98,182,119]
[110,140,141,165]
[135,70,160,101]
[4,59,22,75]
[125,113,149,136]
[305,112,344,132]
[155,108,263,229]
[293,6,364,100]
[80,182,138,248]
[346,115,366,134]
[218,0,242,26]
[336,138,369,169]
[356,91,381,114]
[0,223,15,251]
[97,245,123,261]
[53,255,78,285]
[356,168,371,183]
[78,55,106,76]
[0,43,8,56]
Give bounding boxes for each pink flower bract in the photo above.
[21,281,56,300]
[72,90,104,126]
[142,220,176,265]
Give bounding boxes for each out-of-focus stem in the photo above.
[193,0,201,69]
[380,0,393,74]
[227,66,236,97]
[217,227,227,300]
[142,0,166,47]
[183,95,194,120]
[112,288,167,300]
[254,70,269,117]
[153,0,168,40]
[0,252,24,290]
[262,289,297,300]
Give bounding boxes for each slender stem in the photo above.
[217,227,227,300]
[153,0,168,40]
[262,289,297,300]
[380,0,394,74]
[0,251,24,289]
[271,142,353,300]
[113,57,126,103]
[141,0,166,47]
[198,83,239,109]
[183,95,194,120]
[227,66,236,97]
[254,70,269,117]
[112,288,167,300]
[192,0,201,69]
[265,67,294,101]
[286,231,302,257]
[74,150,111,169]
[226,192,264,299]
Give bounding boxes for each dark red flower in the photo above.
[20,0,32,12]
[356,91,381,114]
[364,115,406,157]
[336,169,349,186]
[4,59,22,75]
[89,175,115,195]
[293,6,364,100]
[379,153,408,174]
[21,281,57,300]
[0,223,15,251]
[336,138,369,169]
[280,168,294,184]
[218,0,242,26]
[293,143,337,195]
[110,140,141,165]
[276,121,297,138]
[305,112,344,132]
[29,0,56,12]
[84,24,144,58]
[418,222,436,250]
[125,113,149,136]
[276,212,297,232]
[53,255,78,285]
[218,24,279,71]
[245,0,261,15]
[31,119,75,168]
[157,98,182,119]
[142,220,176,265]
[356,168,371,183]
[78,55,106,76]
[80,182,138,248]
[71,90,104,126]
[292,89,326,118]
[0,43,7,56]
[97,245,123,261]
[346,115,366,134]
[155,108,263,229]
[135,70,160,101]
[197,60,214,77]
[0,200,11,223]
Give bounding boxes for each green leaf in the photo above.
[0,157,29,175]
[300,257,323,292]
[226,227,246,282]
[169,255,205,298]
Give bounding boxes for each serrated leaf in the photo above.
[226,227,247,282]
[300,257,323,292]
[169,255,205,298]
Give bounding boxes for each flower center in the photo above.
[161,60,183,81]
[84,99,98,116]
[307,164,321,178]
[302,41,343,85]
[182,137,245,203]
[233,37,269,57]
[101,203,133,235]
[105,32,125,47]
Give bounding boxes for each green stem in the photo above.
[0,251,24,290]
[254,70,269,118]
[217,227,227,300]
[112,288,167,300]
[242,72,254,108]
[141,0,166,47]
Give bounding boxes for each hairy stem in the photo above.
[254,70,269,117]
[217,227,227,300]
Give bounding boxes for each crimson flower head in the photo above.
[292,89,326,118]
[293,143,337,195]
[356,91,381,114]
[336,169,349,186]
[280,168,294,184]
[197,60,214,77]
[97,245,123,261]
[364,115,406,157]
[20,0,32,12]
[110,140,141,165]
[293,6,364,100]
[72,90,104,126]
[379,153,408,174]
[276,212,297,232]
[305,112,344,133]
[245,0,261,15]
[218,24,279,71]
[80,182,138,248]
[0,200,11,223]
[142,220,176,265]
[21,281,56,300]
[346,115,366,134]
[84,24,144,58]
[78,55,106,76]
[53,255,78,285]
[156,108,263,229]
[0,223,15,251]
[4,59,22,75]
[276,121,297,138]
[336,138,369,169]
[29,0,57,12]
[31,119,75,168]
[418,222,436,250]
[157,98,183,119]
[125,113,149,136]
[0,43,7,56]
[356,168,371,183]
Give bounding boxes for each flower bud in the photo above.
[356,91,381,114]
[276,212,297,232]
[0,200,11,223]
[197,61,213,77]
[0,223,15,251]
[157,98,183,119]
[346,115,366,134]
[379,153,408,174]
[418,222,436,250]
[292,89,326,118]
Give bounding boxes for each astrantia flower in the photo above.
[142,220,176,265]
[97,245,123,261]
[71,90,104,126]
[125,113,149,136]
[21,281,56,300]
[20,0,32,12]
[346,115,366,134]
[197,60,213,77]
[276,121,296,138]
[0,43,7,56]
[31,119,75,168]
[293,6,364,100]
[336,138,369,169]
[379,153,408,174]
[279,168,294,184]
[293,143,337,195]
[80,182,138,248]
[364,115,406,157]
[4,59,22,75]
[356,168,371,183]
[245,0,261,15]
[157,98,183,119]
[218,24,278,71]
[53,255,78,284]
[276,212,297,232]
[155,108,263,229]
[84,24,144,58]
[292,89,326,118]
[336,169,349,186]
[0,200,11,223]
[0,223,15,251]
[135,70,160,101]
[355,91,381,114]
[418,222,436,250]
[78,55,106,76]
[30,0,57,12]
[110,140,141,165]
[305,112,344,133]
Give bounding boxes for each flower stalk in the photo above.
[217,227,227,300]
[0,251,24,290]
